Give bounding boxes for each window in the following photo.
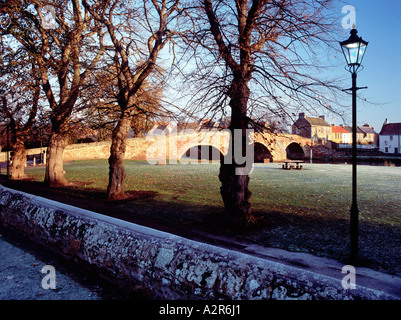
[385,147,389,153]
[390,136,393,141]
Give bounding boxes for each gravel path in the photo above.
[0,230,133,300]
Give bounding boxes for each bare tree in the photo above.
[83,0,180,200]
[177,0,343,223]
[0,46,40,179]
[1,0,106,186]
[78,63,166,142]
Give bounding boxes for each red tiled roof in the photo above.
[331,126,349,134]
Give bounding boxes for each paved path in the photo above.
[0,230,131,300]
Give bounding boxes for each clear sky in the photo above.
[164,0,399,133]
[336,0,401,132]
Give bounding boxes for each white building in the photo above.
[379,121,401,154]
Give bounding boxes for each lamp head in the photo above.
[340,28,368,73]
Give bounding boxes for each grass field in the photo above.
[25,160,401,224]
[22,160,401,273]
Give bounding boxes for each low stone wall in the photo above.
[0,186,393,300]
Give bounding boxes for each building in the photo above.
[359,124,378,146]
[292,113,332,146]
[379,121,401,154]
[331,125,351,144]
[343,125,365,144]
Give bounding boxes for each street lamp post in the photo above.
[340,28,368,264]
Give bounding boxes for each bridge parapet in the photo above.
[0,130,314,164]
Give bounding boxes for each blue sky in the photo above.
[336,0,401,132]
[168,0,401,133]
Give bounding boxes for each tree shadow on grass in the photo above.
[0,176,229,237]
[1,176,401,275]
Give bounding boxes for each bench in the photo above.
[281,161,304,170]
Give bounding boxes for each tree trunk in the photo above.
[45,133,69,187]
[219,76,254,224]
[10,133,27,180]
[219,158,252,220]
[107,114,132,200]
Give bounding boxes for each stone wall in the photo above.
[0,186,392,300]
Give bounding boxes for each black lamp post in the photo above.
[340,28,368,263]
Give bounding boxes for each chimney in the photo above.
[299,112,305,119]
[319,115,326,121]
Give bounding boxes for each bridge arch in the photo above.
[285,142,306,160]
[180,144,224,161]
[180,142,274,163]
[254,142,273,163]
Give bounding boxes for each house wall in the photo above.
[359,133,378,146]
[311,125,332,147]
[371,133,379,146]
[356,132,365,144]
[342,133,352,144]
[332,132,342,144]
[292,119,311,139]
[380,135,401,154]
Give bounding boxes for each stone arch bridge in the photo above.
[51,130,313,164]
